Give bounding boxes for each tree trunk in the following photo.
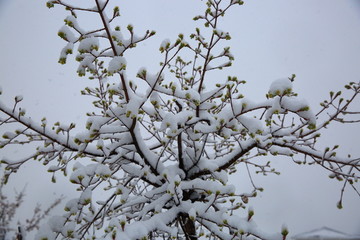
[16,226,23,240]
[179,213,197,240]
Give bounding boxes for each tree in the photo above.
[0,173,62,240]
[0,0,359,239]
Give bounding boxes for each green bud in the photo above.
[57,31,67,41]
[308,123,316,130]
[46,1,55,8]
[127,24,133,32]
[281,226,289,238]
[113,6,120,16]
[58,57,66,64]
[247,208,254,221]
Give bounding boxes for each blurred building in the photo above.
[292,227,360,240]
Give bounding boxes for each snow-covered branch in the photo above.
[0,0,359,239]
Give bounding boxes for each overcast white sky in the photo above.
[0,0,360,237]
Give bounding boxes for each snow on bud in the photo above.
[212,170,228,184]
[268,78,293,98]
[188,208,196,221]
[108,56,127,74]
[247,206,254,221]
[77,55,96,76]
[159,39,171,53]
[70,167,87,185]
[95,164,111,178]
[61,222,76,238]
[108,218,121,230]
[329,173,336,179]
[47,165,61,173]
[96,139,104,150]
[64,15,77,28]
[2,131,16,139]
[48,216,66,233]
[59,43,74,64]
[173,174,181,187]
[58,26,76,42]
[281,97,316,125]
[78,37,99,53]
[35,225,56,240]
[80,188,92,205]
[64,199,79,214]
[120,215,126,231]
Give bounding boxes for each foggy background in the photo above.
[0,0,359,237]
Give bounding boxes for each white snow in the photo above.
[108,56,127,74]
[58,25,76,43]
[48,216,66,233]
[78,37,99,52]
[268,78,293,97]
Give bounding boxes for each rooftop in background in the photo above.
[292,227,360,240]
